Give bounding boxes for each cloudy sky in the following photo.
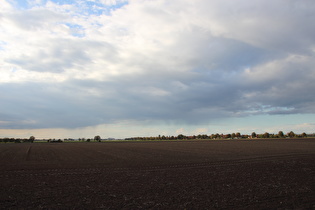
[1,0,315,139]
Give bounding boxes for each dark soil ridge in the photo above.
[1,139,315,209]
[1,152,313,177]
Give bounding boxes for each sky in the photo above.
[1,0,315,139]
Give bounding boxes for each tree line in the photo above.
[0,135,102,143]
[126,131,312,141]
[0,132,314,143]
[0,136,35,143]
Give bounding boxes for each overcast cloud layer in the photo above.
[1,0,315,138]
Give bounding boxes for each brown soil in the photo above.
[1,139,315,209]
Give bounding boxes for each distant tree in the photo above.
[251,132,257,138]
[226,134,231,139]
[209,133,220,139]
[263,132,270,138]
[94,135,101,142]
[288,131,295,138]
[29,136,35,143]
[278,131,284,138]
[236,132,241,138]
[302,132,307,138]
[15,138,21,143]
[177,134,185,139]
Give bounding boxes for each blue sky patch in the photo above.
[10,0,128,16]
[64,23,86,37]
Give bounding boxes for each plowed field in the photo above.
[1,139,315,209]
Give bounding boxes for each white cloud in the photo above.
[176,128,186,135]
[0,0,13,10]
[193,0,315,53]
[241,53,315,114]
[194,128,208,134]
[1,0,315,137]
[264,123,315,135]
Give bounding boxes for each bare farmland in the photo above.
[1,139,315,209]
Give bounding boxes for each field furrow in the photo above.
[1,139,315,209]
